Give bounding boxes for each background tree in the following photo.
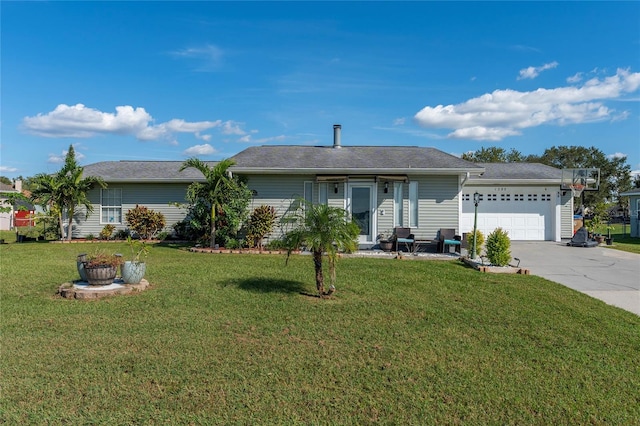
[179,158,250,248]
[0,176,12,185]
[538,146,632,212]
[30,145,106,240]
[633,174,640,189]
[282,201,359,297]
[461,147,525,163]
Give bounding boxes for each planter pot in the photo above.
[77,253,88,281]
[605,238,613,246]
[84,265,117,286]
[595,235,605,244]
[379,240,393,252]
[121,261,146,284]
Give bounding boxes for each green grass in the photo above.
[604,223,640,254]
[1,241,639,424]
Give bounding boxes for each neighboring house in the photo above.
[79,125,570,244]
[619,189,640,238]
[0,180,22,231]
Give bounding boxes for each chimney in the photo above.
[13,179,22,193]
[333,124,342,148]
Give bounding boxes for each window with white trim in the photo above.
[394,183,403,227]
[101,188,122,224]
[318,183,328,205]
[303,181,314,217]
[409,181,418,227]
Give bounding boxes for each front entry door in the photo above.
[348,183,375,244]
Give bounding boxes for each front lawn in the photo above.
[1,242,639,424]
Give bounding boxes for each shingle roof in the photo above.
[83,161,218,182]
[470,163,562,182]
[230,145,482,173]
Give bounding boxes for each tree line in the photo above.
[462,145,638,213]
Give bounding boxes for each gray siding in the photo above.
[561,193,574,239]
[415,175,460,240]
[244,174,459,242]
[245,174,315,239]
[74,183,189,237]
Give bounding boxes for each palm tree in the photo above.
[30,145,106,240]
[179,158,236,248]
[282,201,359,297]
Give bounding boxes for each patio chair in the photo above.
[437,228,462,253]
[391,227,415,252]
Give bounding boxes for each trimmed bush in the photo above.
[485,228,511,266]
[246,205,277,249]
[125,205,166,240]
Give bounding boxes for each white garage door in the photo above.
[460,190,554,241]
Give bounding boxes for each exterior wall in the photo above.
[630,195,640,238]
[243,174,459,243]
[560,192,574,239]
[415,175,460,240]
[74,183,190,237]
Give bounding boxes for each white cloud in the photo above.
[238,134,286,144]
[169,44,224,71]
[517,61,558,80]
[183,144,217,156]
[393,117,406,126]
[0,166,18,173]
[607,152,627,160]
[23,104,222,143]
[47,147,86,164]
[221,120,246,135]
[414,68,640,141]
[567,72,583,84]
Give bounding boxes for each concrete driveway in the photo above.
[510,241,640,315]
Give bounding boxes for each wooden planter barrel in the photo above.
[84,265,117,286]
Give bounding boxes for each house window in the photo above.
[394,183,403,227]
[303,181,313,216]
[101,188,122,224]
[318,183,328,205]
[409,181,418,227]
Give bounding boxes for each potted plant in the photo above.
[378,231,393,252]
[82,250,123,285]
[120,236,149,284]
[605,225,614,245]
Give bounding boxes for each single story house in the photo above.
[619,189,640,237]
[79,125,573,245]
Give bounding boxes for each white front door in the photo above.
[348,183,375,243]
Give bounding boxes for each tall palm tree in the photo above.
[179,158,236,248]
[282,202,359,297]
[30,145,106,240]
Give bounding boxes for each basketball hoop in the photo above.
[569,184,584,198]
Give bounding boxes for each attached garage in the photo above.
[460,163,573,242]
[461,188,555,240]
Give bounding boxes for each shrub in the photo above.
[246,205,277,249]
[485,228,511,266]
[125,205,166,240]
[99,224,116,240]
[114,229,130,240]
[467,229,485,257]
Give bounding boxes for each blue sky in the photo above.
[2,1,639,180]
